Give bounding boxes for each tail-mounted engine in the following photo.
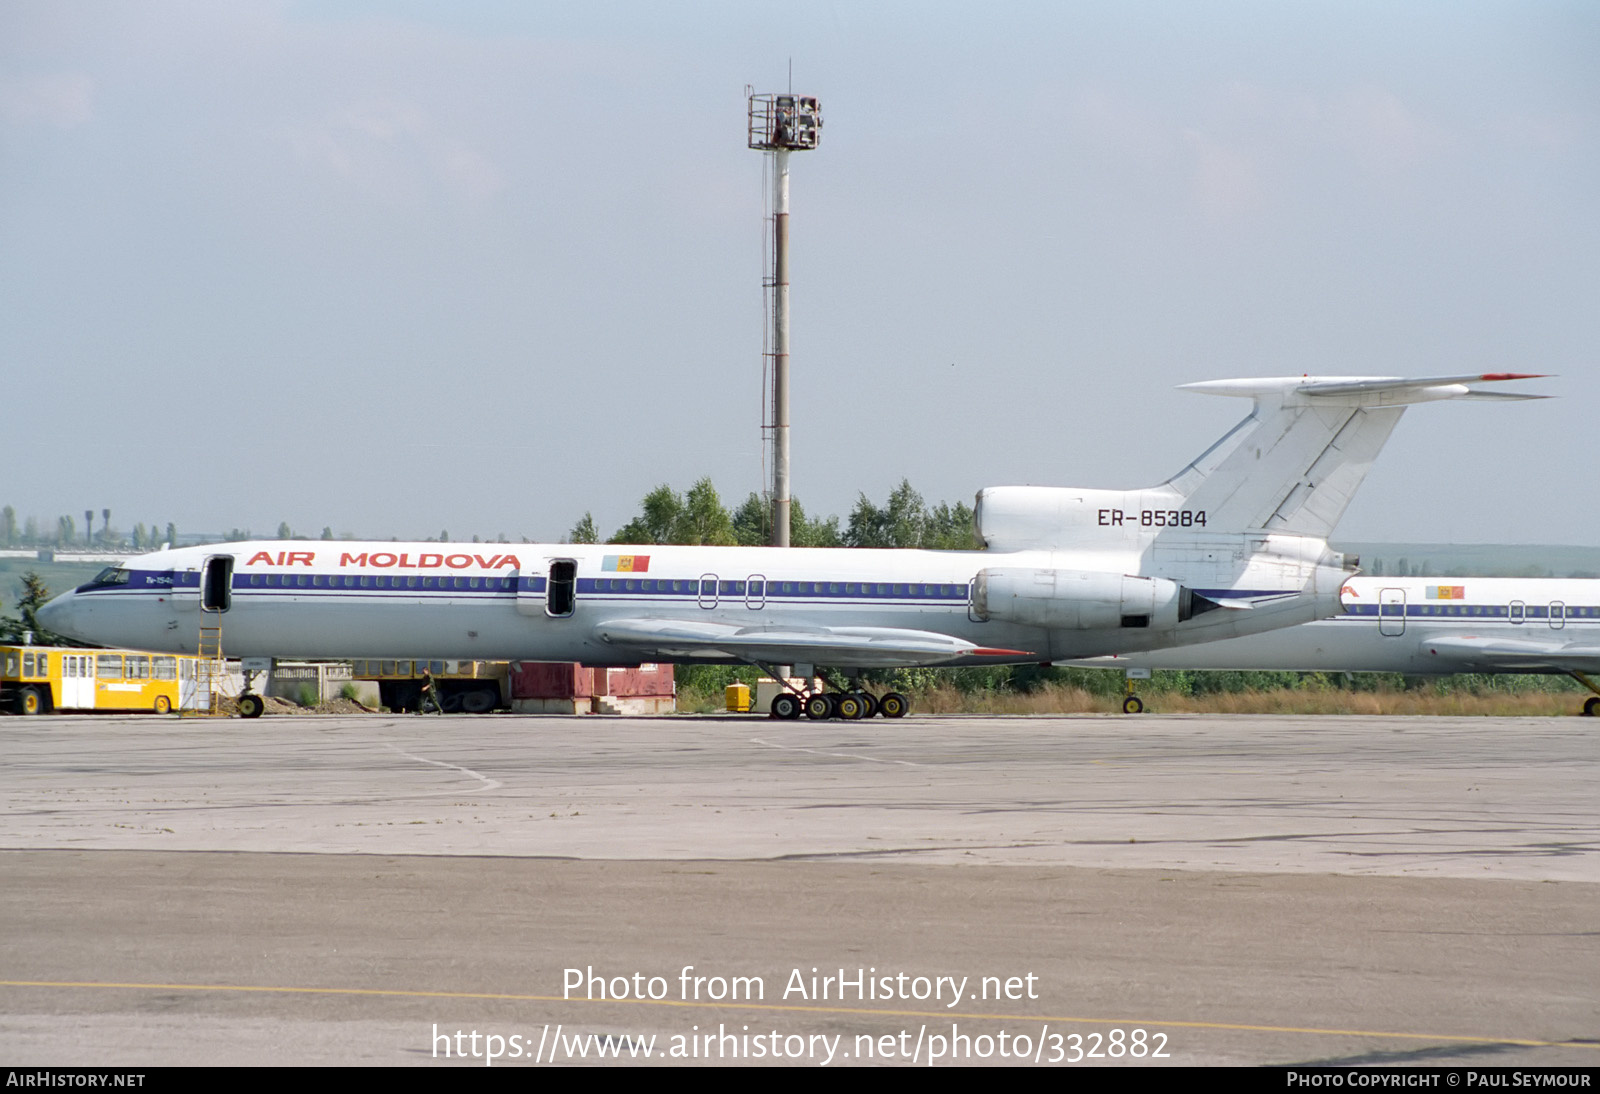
[972,568,1217,630]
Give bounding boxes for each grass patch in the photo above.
[678,664,1589,716]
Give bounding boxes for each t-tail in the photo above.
[969,373,1547,654]
[1161,373,1547,538]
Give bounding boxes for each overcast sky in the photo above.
[3,1,1595,546]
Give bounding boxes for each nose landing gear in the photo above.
[1121,667,1151,715]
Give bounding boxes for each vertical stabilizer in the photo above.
[1162,374,1545,538]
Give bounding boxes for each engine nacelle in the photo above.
[972,568,1183,631]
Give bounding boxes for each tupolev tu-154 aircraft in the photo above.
[39,373,1545,719]
[1068,573,1600,716]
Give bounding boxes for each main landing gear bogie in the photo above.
[770,689,909,721]
[1564,672,1600,717]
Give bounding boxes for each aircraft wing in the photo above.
[593,617,1032,667]
[1421,635,1600,672]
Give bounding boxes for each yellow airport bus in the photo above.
[1,645,203,715]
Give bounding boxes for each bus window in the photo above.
[96,654,123,679]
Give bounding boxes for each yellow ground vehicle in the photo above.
[1,645,201,715]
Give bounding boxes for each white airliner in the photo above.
[39,373,1544,719]
[1069,574,1600,716]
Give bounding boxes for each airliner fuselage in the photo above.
[41,539,1338,666]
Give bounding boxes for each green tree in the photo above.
[56,515,76,548]
[1,505,14,547]
[924,499,978,550]
[611,479,738,546]
[675,479,737,545]
[732,493,767,546]
[0,572,68,646]
[612,484,683,544]
[569,513,599,544]
[846,480,927,548]
[732,493,842,547]
[277,521,293,539]
[793,499,843,547]
[321,526,335,540]
[165,522,177,548]
[844,481,973,550]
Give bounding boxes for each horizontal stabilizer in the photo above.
[1181,373,1549,404]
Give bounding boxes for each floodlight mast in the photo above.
[748,91,821,547]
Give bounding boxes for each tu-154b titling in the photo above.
[40,373,1545,718]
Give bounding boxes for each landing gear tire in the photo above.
[153,695,171,714]
[771,693,802,720]
[1122,696,1144,715]
[879,692,909,719]
[804,693,836,720]
[836,694,864,720]
[18,686,43,716]
[461,689,497,714]
[857,692,879,719]
[238,694,265,719]
[1584,696,1600,717]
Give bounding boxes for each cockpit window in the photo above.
[88,567,130,587]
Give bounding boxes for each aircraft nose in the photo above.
[36,592,77,640]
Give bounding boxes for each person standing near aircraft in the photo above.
[418,668,442,715]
